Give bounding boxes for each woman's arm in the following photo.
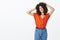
[26,8,35,16]
[46,4,55,16]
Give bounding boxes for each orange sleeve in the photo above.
[33,13,36,16]
[33,13,37,19]
[47,13,50,18]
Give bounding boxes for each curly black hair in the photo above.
[36,2,48,15]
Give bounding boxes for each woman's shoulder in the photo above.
[46,13,50,17]
[46,13,50,15]
[33,12,37,15]
[33,12,39,17]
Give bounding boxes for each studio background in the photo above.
[0,0,59,40]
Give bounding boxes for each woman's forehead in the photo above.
[39,6,43,8]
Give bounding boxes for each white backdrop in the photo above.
[0,0,59,40]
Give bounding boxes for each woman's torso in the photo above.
[33,13,50,29]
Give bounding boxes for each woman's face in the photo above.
[39,6,44,13]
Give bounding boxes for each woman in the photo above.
[26,2,55,40]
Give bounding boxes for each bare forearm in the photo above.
[46,4,55,15]
[46,4,55,11]
[26,8,35,16]
[27,8,35,13]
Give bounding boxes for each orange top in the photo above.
[33,13,50,28]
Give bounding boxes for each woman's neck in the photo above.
[41,13,44,15]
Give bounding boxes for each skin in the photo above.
[39,6,45,18]
[39,6,44,14]
[26,4,55,18]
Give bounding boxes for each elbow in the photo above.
[26,10,31,14]
[26,11,29,13]
[26,11,30,14]
[53,8,55,11]
[52,8,55,12]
